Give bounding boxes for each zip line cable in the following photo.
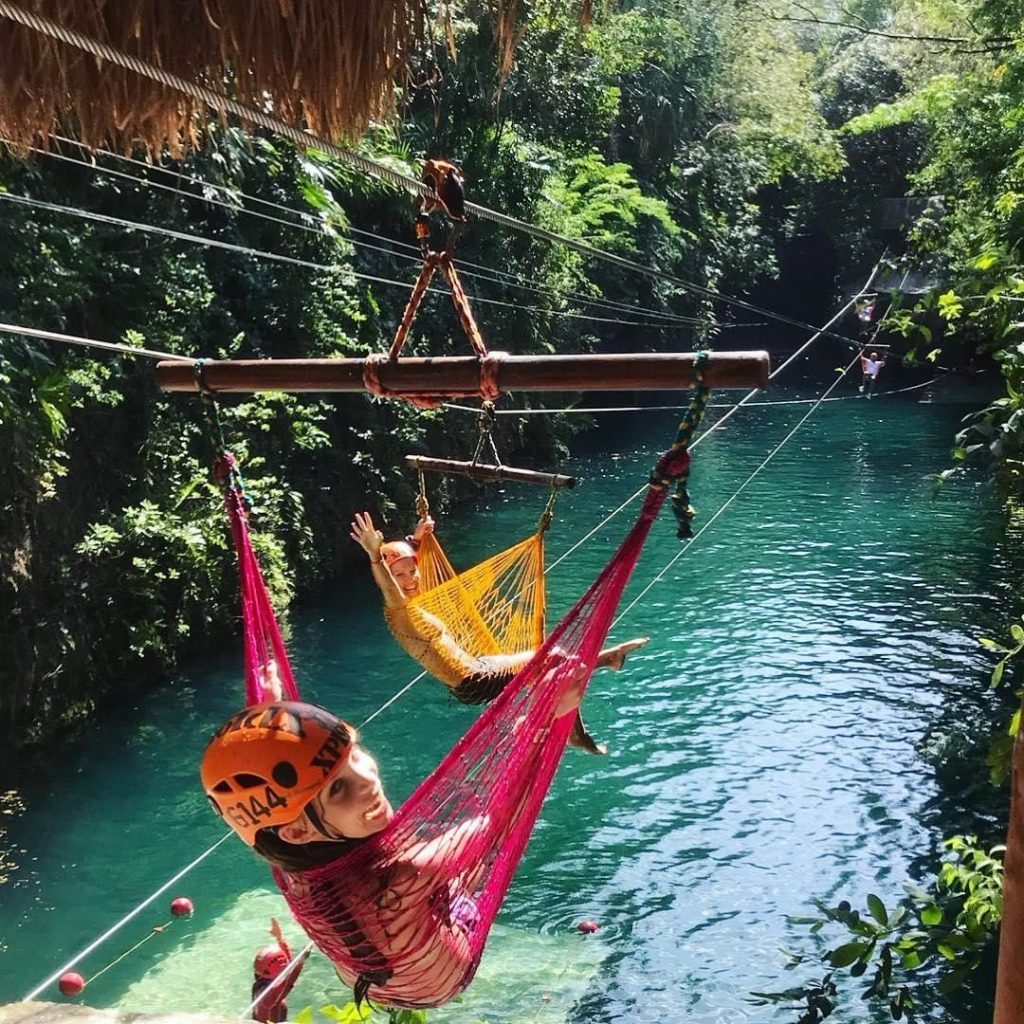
[26,137,723,331]
[22,832,235,1002]
[17,269,878,1002]
[47,133,618,320]
[0,0,863,347]
[611,350,864,628]
[0,190,719,331]
[607,297,893,627]
[19,141,712,331]
[441,371,945,415]
[546,264,880,573]
[0,275,885,415]
[0,321,196,362]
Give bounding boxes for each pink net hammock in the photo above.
[216,393,705,1008]
[214,453,299,706]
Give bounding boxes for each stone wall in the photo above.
[0,1003,242,1024]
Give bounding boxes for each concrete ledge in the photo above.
[0,1004,242,1024]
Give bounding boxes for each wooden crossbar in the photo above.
[155,351,770,394]
[406,455,576,489]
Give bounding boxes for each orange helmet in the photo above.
[200,701,353,846]
[380,541,416,566]
[253,944,291,980]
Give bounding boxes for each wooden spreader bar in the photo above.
[406,455,576,489]
[156,351,770,394]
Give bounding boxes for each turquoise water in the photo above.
[0,376,1014,1022]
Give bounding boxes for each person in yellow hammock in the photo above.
[350,511,648,753]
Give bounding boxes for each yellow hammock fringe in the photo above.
[411,528,546,663]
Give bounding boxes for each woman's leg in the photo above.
[596,637,650,670]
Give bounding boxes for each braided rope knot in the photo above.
[213,451,237,483]
[650,446,691,485]
[362,352,502,409]
[213,450,250,515]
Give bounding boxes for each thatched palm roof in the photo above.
[0,0,431,153]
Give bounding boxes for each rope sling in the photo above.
[200,356,711,1009]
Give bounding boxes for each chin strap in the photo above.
[303,795,350,842]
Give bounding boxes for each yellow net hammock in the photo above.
[405,477,554,673]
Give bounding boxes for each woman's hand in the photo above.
[350,511,384,559]
[412,516,435,543]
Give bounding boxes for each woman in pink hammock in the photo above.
[201,681,581,1008]
[350,510,646,752]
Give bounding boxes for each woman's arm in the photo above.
[407,815,492,870]
[407,659,581,876]
[269,916,288,958]
[350,511,406,609]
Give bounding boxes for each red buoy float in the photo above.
[58,972,85,997]
[577,920,600,934]
[170,896,194,917]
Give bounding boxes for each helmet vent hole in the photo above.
[272,761,299,788]
[212,781,232,794]
[233,772,266,788]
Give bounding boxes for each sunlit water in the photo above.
[0,370,1014,1023]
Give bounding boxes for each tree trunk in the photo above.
[994,702,1024,1024]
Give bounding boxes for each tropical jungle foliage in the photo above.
[731,0,1024,1018]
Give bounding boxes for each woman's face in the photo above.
[312,743,394,840]
[390,556,420,597]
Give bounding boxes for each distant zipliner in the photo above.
[859,349,887,397]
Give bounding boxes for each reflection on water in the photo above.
[0,389,1014,1023]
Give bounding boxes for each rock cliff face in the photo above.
[0,1002,242,1024]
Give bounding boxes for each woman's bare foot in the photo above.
[600,637,650,671]
[568,713,607,755]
